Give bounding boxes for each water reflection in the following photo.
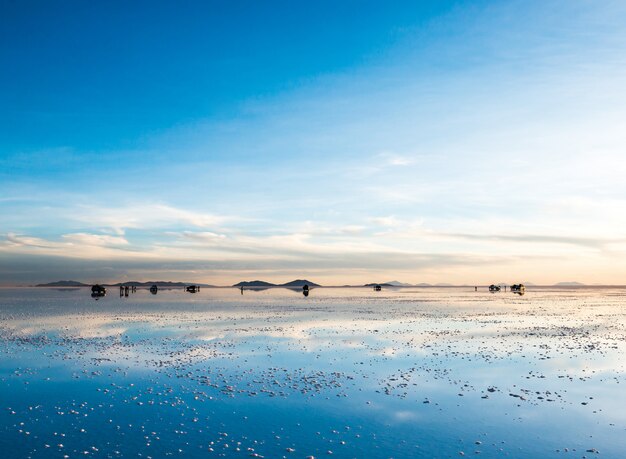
[1,287,625,458]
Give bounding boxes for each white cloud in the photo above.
[5,233,64,249]
[180,231,227,242]
[1,232,153,261]
[376,151,414,166]
[71,203,235,233]
[369,216,402,227]
[62,233,129,246]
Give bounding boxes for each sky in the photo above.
[2,0,626,286]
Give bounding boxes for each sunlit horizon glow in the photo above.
[2,1,626,286]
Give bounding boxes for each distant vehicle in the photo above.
[510,284,525,295]
[374,285,382,291]
[91,284,106,298]
[489,284,501,292]
[150,285,158,294]
[91,284,106,294]
[185,285,199,293]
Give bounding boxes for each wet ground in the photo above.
[1,286,625,458]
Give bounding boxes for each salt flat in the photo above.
[1,287,625,458]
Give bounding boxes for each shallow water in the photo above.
[1,287,625,458]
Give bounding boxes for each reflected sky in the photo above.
[1,287,625,458]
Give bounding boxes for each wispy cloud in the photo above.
[441,232,618,250]
[1,232,152,260]
[62,233,129,246]
[376,151,414,166]
[71,203,235,233]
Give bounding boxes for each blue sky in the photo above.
[2,1,626,285]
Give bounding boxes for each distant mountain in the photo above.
[39,280,213,287]
[36,280,88,287]
[113,281,214,287]
[385,281,413,287]
[364,283,395,287]
[280,279,321,287]
[233,279,321,288]
[554,281,585,286]
[434,283,454,287]
[416,283,432,287]
[233,280,277,287]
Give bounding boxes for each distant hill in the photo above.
[113,281,214,287]
[233,279,321,288]
[368,282,432,287]
[36,280,88,287]
[280,279,321,287]
[385,281,413,287]
[233,280,277,287]
[37,280,213,288]
[554,281,585,286]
